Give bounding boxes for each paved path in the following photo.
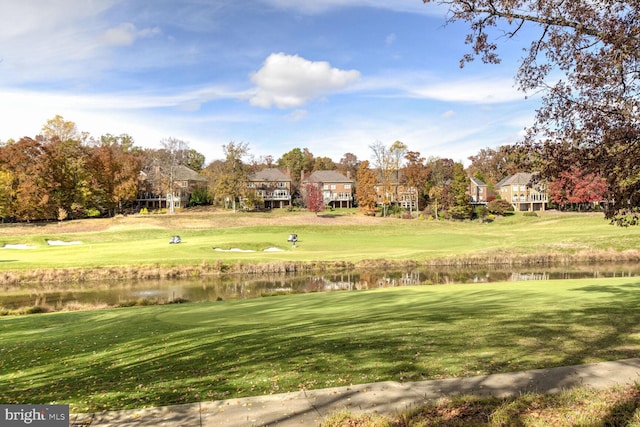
[70,358,640,427]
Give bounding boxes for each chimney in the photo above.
[300,170,305,182]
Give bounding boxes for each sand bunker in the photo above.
[46,240,83,246]
[1,244,36,249]
[213,247,284,252]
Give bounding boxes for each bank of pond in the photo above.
[1,262,638,315]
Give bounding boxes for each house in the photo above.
[246,168,292,209]
[495,172,548,212]
[136,163,208,210]
[373,176,419,210]
[301,170,353,208]
[469,176,488,204]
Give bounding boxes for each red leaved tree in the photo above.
[548,167,607,211]
[305,182,324,215]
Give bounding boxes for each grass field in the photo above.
[2,209,640,419]
[1,277,639,412]
[0,209,639,272]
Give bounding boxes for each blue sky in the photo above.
[0,0,540,165]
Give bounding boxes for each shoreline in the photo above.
[2,248,639,286]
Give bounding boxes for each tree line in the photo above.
[0,116,204,222]
[0,115,607,223]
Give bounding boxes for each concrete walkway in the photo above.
[70,358,640,427]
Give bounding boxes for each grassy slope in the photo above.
[1,277,639,412]
[0,210,638,270]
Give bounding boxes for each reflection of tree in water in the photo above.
[3,263,640,310]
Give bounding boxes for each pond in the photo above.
[1,262,639,311]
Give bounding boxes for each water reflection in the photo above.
[2,263,639,310]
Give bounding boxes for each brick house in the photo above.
[469,176,488,205]
[373,177,419,210]
[136,163,208,210]
[301,170,353,208]
[246,168,292,209]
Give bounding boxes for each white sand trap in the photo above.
[2,244,36,249]
[214,247,285,252]
[46,240,83,246]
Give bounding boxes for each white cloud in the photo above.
[412,77,526,104]
[0,1,116,73]
[249,53,361,109]
[101,22,161,47]
[385,33,397,46]
[260,0,440,15]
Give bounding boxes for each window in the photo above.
[330,184,336,190]
[345,184,351,190]
[323,184,329,190]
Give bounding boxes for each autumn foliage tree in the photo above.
[0,137,55,221]
[548,167,608,211]
[87,134,141,216]
[403,151,428,212]
[355,160,378,216]
[305,182,324,215]
[0,116,146,221]
[422,0,640,225]
[214,142,250,212]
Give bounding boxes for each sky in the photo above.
[0,0,542,165]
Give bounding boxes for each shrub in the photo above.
[474,205,490,222]
[85,208,101,218]
[523,211,538,217]
[168,298,190,304]
[487,199,514,215]
[25,306,50,314]
[189,187,213,207]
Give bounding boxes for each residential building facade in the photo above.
[373,181,419,210]
[469,176,488,205]
[136,163,208,210]
[496,172,548,212]
[246,168,292,209]
[301,170,353,208]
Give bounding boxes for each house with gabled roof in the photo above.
[373,174,419,210]
[496,172,548,212]
[469,176,488,205]
[136,163,208,210]
[301,170,353,208]
[246,168,292,209]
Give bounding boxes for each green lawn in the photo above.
[0,210,638,270]
[2,277,639,412]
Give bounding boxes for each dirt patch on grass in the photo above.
[0,209,389,235]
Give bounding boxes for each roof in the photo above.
[173,165,208,182]
[249,168,291,182]
[496,172,534,188]
[304,170,352,183]
[469,176,487,186]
